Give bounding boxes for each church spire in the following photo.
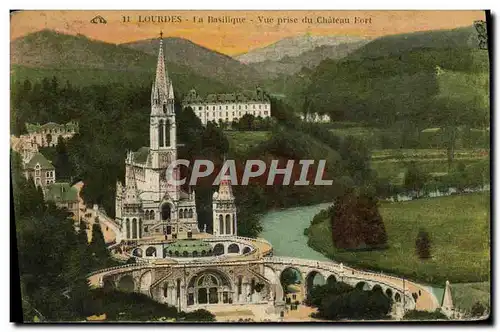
[152,31,168,105]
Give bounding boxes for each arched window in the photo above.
[163,283,169,298]
[179,209,184,219]
[125,218,130,239]
[150,210,155,220]
[225,214,231,235]
[132,218,137,238]
[138,219,143,238]
[144,210,149,220]
[165,120,170,147]
[188,209,193,218]
[159,120,164,147]
[161,204,171,221]
[219,215,224,234]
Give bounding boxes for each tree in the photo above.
[415,229,431,259]
[470,302,487,317]
[331,192,388,250]
[54,135,72,181]
[89,221,109,268]
[404,162,429,197]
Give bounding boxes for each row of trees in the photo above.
[306,281,392,320]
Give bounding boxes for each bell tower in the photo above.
[150,31,177,170]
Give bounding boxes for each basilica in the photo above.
[114,37,236,241]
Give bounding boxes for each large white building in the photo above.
[182,88,271,125]
[115,37,237,242]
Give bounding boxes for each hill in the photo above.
[236,34,368,64]
[121,37,265,89]
[10,29,229,94]
[249,40,368,77]
[347,25,480,59]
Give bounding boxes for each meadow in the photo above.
[307,192,490,286]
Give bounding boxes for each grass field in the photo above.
[450,282,490,312]
[225,131,271,153]
[371,149,488,185]
[307,192,490,285]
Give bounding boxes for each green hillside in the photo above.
[122,37,264,89]
[347,25,480,59]
[10,30,230,95]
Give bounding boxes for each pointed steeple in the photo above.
[153,32,167,102]
[441,280,454,311]
[125,166,140,204]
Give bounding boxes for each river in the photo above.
[259,202,333,261]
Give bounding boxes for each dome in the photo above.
[164,239,213,258]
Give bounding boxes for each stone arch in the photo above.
[188,208,193,218]
[385,288,393,299]
[139,219,143,238]
[182,251,189,257]
[192,250,198,257]
[394,292,401,302]
[305,270,326,296]
[213,243,224,256]
[355,281,369,291]
[161,203,171,221]
[372,284,383,294]
[227,243,239,254]
[280,267,303,299]
[103,279,114,291]
[187,269,233,305]
[264,266,283,302]
[149,210,155,220]
[117,275,135,292]
[146,246,156,257]
[326,274,337,285]
[132,248,143,257]
[179,209,184,219]
[219,214,224,234]
[225,214,231,235]
[242,246,251,254]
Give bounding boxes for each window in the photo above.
[226,112,228,117]
[239,111,241,116]
[232,105,235,109]
[292,294,297,300]
[206,106,209,110]
[219,106,221,110]
[226,105,228,110]
[245,105,248,109]
[264,111,268,116]
[198,106,202,110]
[265,104,268,109]
[45,179,50,184]
[259,105,262,109]
[232,112,235,116]
[213,106,215,110]
[253,105,255,109]
[35,170,40,176]
[238,105,241,110]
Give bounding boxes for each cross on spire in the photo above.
[160,30,163,39]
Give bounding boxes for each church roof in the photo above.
[45,182,78,202]
[25,121,79,134]
[25,152,54,170]
[132,147,150,163]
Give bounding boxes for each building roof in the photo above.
[25,152,54,170]
[25,121,79,134]
[45,182,78,202]
[132,147,150,163]
[183,88,270,105]
[165,239,213,254]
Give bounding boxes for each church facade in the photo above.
[115,37,236,242]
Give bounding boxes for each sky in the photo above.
[10,10,486,56]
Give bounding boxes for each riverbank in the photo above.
[305,192,490,286]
